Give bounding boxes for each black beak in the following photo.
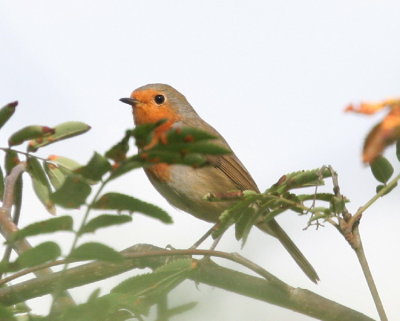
[119,98,138,106]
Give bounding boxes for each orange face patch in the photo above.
[131,89,182,146]
[131,89,181,125]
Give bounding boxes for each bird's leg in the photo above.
[190,223,219,249]
[209,233,223,250]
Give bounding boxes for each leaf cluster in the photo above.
[210,167,349,245]
[0,102,229,320]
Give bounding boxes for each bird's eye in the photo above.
[154,94,165,105]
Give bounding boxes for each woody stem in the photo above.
[352,227,387,321]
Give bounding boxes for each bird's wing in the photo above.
[181,117,259,192]
[211,154,259,192]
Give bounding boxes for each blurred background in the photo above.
[1,1,399,320]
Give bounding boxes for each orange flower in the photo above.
[345,98,400,163]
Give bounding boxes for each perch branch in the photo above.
[0,244,374,321]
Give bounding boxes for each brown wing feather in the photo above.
[181,117,259,192]
[213,154,259,192]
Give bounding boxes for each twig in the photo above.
[0,259,67,286]
[0,163,30,251]
[0,148,49,165]
[0,176,23,279]
[349,172,400,226]
[2,163,25,210]
[49,179,108,314]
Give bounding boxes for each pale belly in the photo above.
[145,164,239,222]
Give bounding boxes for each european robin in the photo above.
[120,83,319,283]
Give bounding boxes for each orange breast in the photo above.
[146,163,171,182]
[131,89,181,181]
[133,103,181,148]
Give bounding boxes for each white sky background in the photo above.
[1,1,400,320]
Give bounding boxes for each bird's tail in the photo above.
[257,219,319,283]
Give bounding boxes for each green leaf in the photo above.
[152,142,230,155]
[0,261,17,274]
[50,175,91,208]
[134,150,207,167]
[155,258,194,274]
[8,125,55,147]
[0,101,17,131]
[376,182,398,196]
[370,156,394,183]
[212,198,255,239]
[135,150,181,164]
[0,303,16,321]
[44,162,66,189]
[271,167,332,193]
[112,258,193,294]
[87,288,101,302]
[28,121,91,151]
[4,150,20,174]
[166,126,216,143]
[262,207,289,224]
[235,205,259,246]
[108,158,144,181]
[330,196,345,214]
[132,120,167,148]
[48,155,81,171]
[75,152,111,181]
[396,139,400,162]
[12,302,31,314]
[69,242,123,263]
[179,153,209,166]
[297,193,335,202]
[93,192,172,223]
[44,297,112,321]
[16,242,61,268]
[376,184,384,194]
[80,214,132,235]
[105,129,132,162]
[164,302,198,319]
[27,157,56,215]
[10,216,73,242]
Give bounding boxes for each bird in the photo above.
[120,83,319,283]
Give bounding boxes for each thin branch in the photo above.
[0,163,31,253]
[0,259,67,286]
[49,179,108,314]
[0,248,284,286]
[349,172,400,226]
[0,148,49,166]
[0,176,23,279]
[2,163,26,210]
